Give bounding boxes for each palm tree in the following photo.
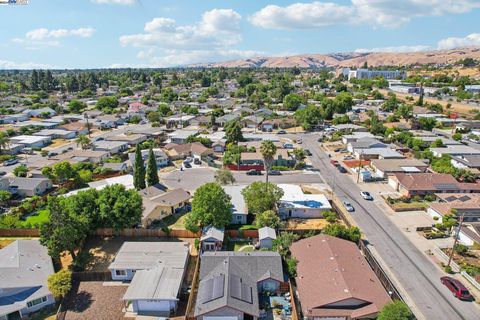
[0,132,10,154]
[75,134,91,150]
[260,140,277,183]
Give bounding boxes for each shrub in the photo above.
[286,257,298,277]
[453,244,468,255]
[47,270,72,298]
[444,265,453,274]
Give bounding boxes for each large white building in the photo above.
[343,68,405,80]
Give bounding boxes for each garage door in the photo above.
[137,300,170,312]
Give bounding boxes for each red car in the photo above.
[441,276,472,300]
[330,160,339,167]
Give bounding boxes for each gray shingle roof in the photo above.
[0,240,54,316]
[195,252,283,317]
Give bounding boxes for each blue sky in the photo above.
[1,0,480,69]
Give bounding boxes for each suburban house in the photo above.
[167,129,199,144]
[241,115,264,128]
[164,143,213,160]
[370,159,429,179]
[0,240,55,320]
[92,140,129,154]
[108,241,190,317]
[240,149,294,168]
[223,186,248,225]
[451,155,480,170]
[194,252,284,320]
[102,162,128,172]
[427,193,480,223]
[9,135,51,148]
[291,235,391,320]
[60,121,89,135]
[388,173,480,197]
[347,138,389,153]
[458,223,480,246]
[0,177,53,197]
[277,184,332,219]
[353,147,405,160]
[258,227,276,249]
[200,226,225,252]
[51,150,110,163]
[341,132,376,144]
[106,134,147,146]
[35,129,76,140]
[430,146,480,157]
[212,140,226,153]
[128,148,169,169]
[141,188,191,226]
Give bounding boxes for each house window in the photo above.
[237,215,242,221]
[27,296,47,308]
[115,269,127,276]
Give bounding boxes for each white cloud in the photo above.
[437,33,480,50]
[250,2,354,29]
[0,59,55,70]
[251,1,480,29]
[119,9,254,66]
[13,27,95,50]
[354,45,432,53]
[91,0,136,5]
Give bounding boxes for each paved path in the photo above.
[301,133,480,320]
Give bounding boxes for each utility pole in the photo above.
[84,112,91,138]
[356,151,363,183]
[447,212,465,268]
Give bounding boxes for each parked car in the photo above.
[277,130,286,134]
[3,159,18,166]
[246,169,262,175]
[0,171,6,176]
[360,191,373,200]
[194,158,201,165]
[343,155,355,160]
[440,277,472,300]
[268,170,282,176]
[343,201,354,212]
[304,149,312,156]
[330,160,339,167]
[337,165,347,173]
[296,138,302,144]
[183,161,191,168]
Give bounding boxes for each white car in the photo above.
[360,191,373,200]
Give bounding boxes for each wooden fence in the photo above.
[225,229,259,239]
[71,271,112,282]
[0,228,40,237]
[185,254,201,320]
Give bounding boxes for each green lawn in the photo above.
[227,240,255,252]
[162,211,191,229]
[20,209,50,228]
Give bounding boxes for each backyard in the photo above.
[20,209,50,228]
[226,239,255,252]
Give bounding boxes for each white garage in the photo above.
[136,300,171,312]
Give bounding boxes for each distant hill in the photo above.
[193,47,480,68]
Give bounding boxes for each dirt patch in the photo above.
[63,281,128,320]
[286,218,331,230]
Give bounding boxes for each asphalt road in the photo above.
[301,133,480,320]
[159,167,322,192]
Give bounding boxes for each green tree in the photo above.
[417,117,437,131]
[378,300,413,320]
[96,184,143,230]
[0,131,10,154]
[431,138,445,148]
[322,210,338,223]
[225,120,243,144]
[323,224,361,242]
[42,161,77,184]
[67,99,86,113]
[260,140,277,183]
[47,270,72,299]
[13,164,28,177]
[286,257,298,277]
[133,145,146,190]
[254,210,282,229]
[214,168,236,185]
[452,132,462,141]
[75,134,91,150]
[0,190,12,205]
[185,183,232,232]
[294,105,322,130]
[146,147,159,187]
[40,196,90,259]
[96,96,118,111]
[241,182,284,214]
[272,232,299,257]
[283,93,304,111]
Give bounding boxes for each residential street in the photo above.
[300,133,480,320]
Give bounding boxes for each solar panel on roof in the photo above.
[229,274,253,304]
[201,274,224,303]
[433,183,459,190]
[458,195,472,202]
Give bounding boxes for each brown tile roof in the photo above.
[290,235,390,319]
[429,197,480,216]
[60,121,87,131]
[164,142,212,157]
[394,173,479,192]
